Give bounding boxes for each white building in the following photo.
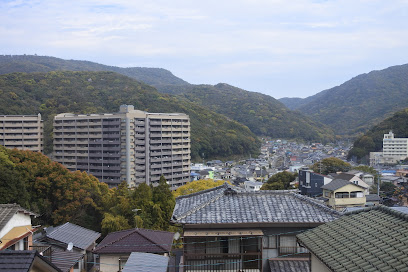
[370,131,408,165]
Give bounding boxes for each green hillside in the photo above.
[0,55,189,89]
[291,64,408,136]
[348,108,408,162]
[0,71,260,160]
[0,55,335,142]
[162,83,335,142]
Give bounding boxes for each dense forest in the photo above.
[348,108,408,163]
[0,71,260,160]
[0,146,176,233]
[160,83,335,142]
[0,55,335,143]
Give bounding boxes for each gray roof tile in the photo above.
[172,183,340,224]
[0,250,62,272]
[321,179,365,191]
[93,228,174,254]
[46,222,100,250]
[268,258,310,272]
[0,204,37,231]
[297,206,408,272]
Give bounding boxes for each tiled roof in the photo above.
[365,194,381,201]
[321,179,364,191]
[49,246,83,272]
[45,222,100,250]
[0,203,37,231]
[172,183,340,224]
[297,205,408,272]
[268,258,310,272]
[0,250,62,272]
[122,252,169,272]
[93,228,174,254]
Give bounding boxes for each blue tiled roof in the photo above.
[172,183,340,224]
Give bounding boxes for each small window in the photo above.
[263,235,277,249]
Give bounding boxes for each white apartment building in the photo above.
[0,114,43,153]
[53,105,190,188]
[370,131,408,165]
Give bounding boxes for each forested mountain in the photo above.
[348,108,408,162]
[280,64,408,136]
[0,55,335,142]
[162,83,335,142]
[0,71,260,160]
[0,55,190,89]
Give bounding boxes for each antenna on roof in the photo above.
[67,242,73,251]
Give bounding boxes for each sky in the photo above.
[2,0,408,99]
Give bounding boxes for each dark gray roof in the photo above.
[297,206,408,272]
[365,194,381,202]
[50,246,83,272]
[45,222,100,250]
[0,204,37,231]
[334,173,356,181]
[269,258,310,272]
[0,250,62,272]
[321,179,365,191]
[122,252,169,272]
[172,183,340,224]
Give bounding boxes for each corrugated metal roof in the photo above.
[93,228,174,254]
[122,252,169,272]
[46,222,100,250]
[172,183,340,224]
[297,206,408,271]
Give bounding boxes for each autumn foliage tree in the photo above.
[172,179,228,197]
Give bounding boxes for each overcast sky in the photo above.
[2,0,408,98]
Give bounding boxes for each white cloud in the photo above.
[1,0,408,98]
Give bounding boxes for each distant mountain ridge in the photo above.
[279,64,408,136]
[0,55,334,143]
[0,55,189,88]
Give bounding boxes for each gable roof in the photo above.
[45,222,100,250]
[0,250,62,272]
[333,173,356,181]
[122,252,169,272]
[172,183,340,225]
[93,228,174,254]
[297,205,408,272]
[321,179,365,191]
[0,203,37,231]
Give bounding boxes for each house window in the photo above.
[279,236,297,254]
[263,235,277,249]
[335,192,349,198]
[350,191,363,198]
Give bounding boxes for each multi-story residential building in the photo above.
[0,114,43,153]
[370,131,408,165]
[53,105,190,188]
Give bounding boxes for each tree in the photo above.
[172,179,228,198]
[311,157,351,175]
[101,213,131,235]
[261,171,296,190]
[152,176,175,231]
